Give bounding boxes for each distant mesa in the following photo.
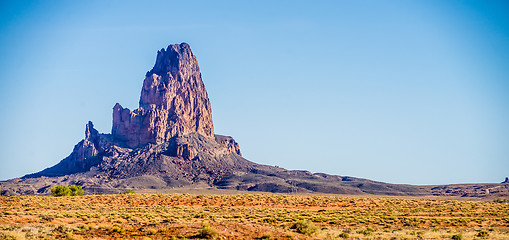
[1,43,507,198]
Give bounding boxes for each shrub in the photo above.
[290,220,318,236]
[111,225,124,233]
[68,185,84,196]
[357,227,375,236]
[51,185,71,197]
[64,233,84,240]
[258,234,272,239]
[51,185,84,196]
[123,190,135,194]
[199,224,218,239]
[451,232,463,240]
[338,232,349,238]
[54,225,70,233]
[476,230,489,238]
[40,214,55,222]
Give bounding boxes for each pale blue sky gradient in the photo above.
[0,1,508,184]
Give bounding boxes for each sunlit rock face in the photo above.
[112,43,214,148]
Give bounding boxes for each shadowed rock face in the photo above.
[23,121,107,178]
[112,43,214,149]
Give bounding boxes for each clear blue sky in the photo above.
[0,1,508,185]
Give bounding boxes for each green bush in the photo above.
[51,185,71,196]
[68,185,84,196]
[338,232,349,238]
[199,224,218,239]
[51,185,84,197]
[123,190,135,194]
[290,220,318,236]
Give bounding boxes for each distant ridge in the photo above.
[1,43,507,198]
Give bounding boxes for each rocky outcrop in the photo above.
[24,121,108,178]
[112,43,214,149]
[14,42,244,191]
[82,121,101,159]
[215,135,242,156]
[2,42,485,198]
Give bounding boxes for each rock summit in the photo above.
[113,43,214,148]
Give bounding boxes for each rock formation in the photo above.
[4,42,501,198]
[3,43,260,195]
[112,43,214,148]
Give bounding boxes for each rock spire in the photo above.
[112,43,214,148]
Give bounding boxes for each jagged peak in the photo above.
[146,42,195,78]
[113,103,122,110]
[85,121,99,142]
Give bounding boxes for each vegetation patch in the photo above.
[50,185,84,197]
[0,194,508,239]
[290,220,319,236]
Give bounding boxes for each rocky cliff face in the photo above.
[112,43,214,149]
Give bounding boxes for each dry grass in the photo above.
[0,194,508,239]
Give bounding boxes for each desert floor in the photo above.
[1,193,508,239]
